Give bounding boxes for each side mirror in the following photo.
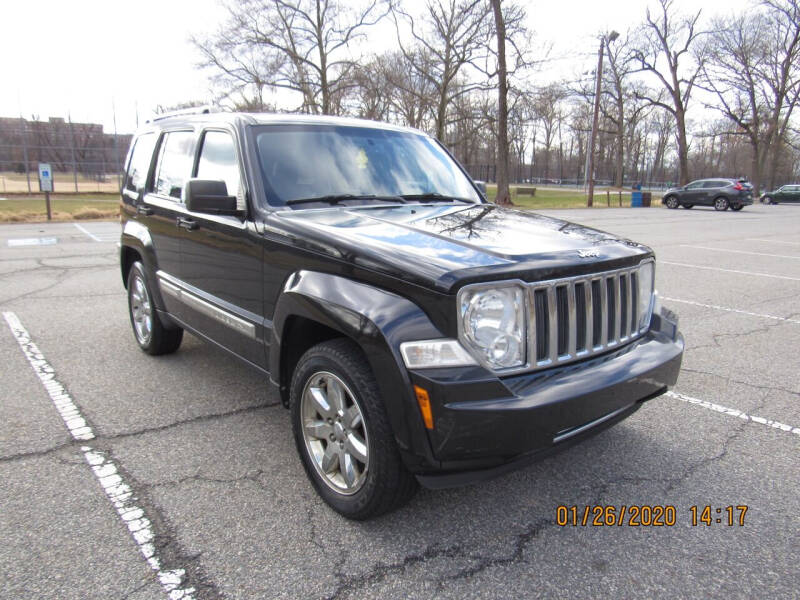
[473,180,488,198]
[185,179,239,215]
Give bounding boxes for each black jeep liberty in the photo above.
[119,110,683,519]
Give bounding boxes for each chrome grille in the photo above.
[528,265,648,371]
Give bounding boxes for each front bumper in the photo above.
[407,308,683,488]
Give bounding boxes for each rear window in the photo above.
[154,131,196,200]
[125,133,157,193]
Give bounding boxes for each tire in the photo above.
[127,261,183,355]
[664,196,679,209]
[714,196,729,211]
[682,204,693,209]
[731,204,744,211]
[290,338,418,520]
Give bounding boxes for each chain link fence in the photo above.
[0,116,132,195]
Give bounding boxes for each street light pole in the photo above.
[585,31,618,207]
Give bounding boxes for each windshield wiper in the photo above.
[285,194,406,206]
[398,193,475,204]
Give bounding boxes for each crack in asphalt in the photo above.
[0,403,281,466]
[104,401,282,442]
[321,517,556,599]
[680,367,800,397]
[0,269,71,304]
[684,319,784,352]
[322,543,464,600]
[662,388,772,493]
[89,445,227,600]
[118,576,156,600]
[0,439,80,464]
[140,469,268,492]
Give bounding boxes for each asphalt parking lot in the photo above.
[1,203,798,599]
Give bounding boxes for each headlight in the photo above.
[458,285,526,369]
[637,261,655,330]
[399,339,477,369]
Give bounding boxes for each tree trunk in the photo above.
[675,108,690,185]
[491,0,512,206]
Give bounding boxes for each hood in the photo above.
[267,203,652,292]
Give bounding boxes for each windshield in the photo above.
[253,124,482,207]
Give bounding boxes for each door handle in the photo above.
[137,205,153,216]
[177,217,198,231]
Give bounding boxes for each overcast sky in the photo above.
[1,0,753,134]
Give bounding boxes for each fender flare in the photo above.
[271,270,445,468]
[120,220,168,312]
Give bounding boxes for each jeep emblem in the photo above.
[577,249,600,258]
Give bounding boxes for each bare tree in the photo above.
[490,0,512,205]
[531,83,567,182]
[700,2,800,193]
[381,49,438,129]
[390,0,492,141]
[632,0,705,185]
[194,0,386,115]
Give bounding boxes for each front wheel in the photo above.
[127,262,183,355]
[731,204,744,211]
[290,339,418,520]
[664,196,679,209]
[714,196,730,211]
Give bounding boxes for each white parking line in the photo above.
[680,245,800,260]
[662,297,800,325]
[73,223,102,242]
[748,239,800,246]
[2,311,197,600]
[666,391,800,436]
[661,261,800,282]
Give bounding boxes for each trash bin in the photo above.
[642,192,651,207]
[631,191,642,207]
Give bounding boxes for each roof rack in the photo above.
[146,105,221,123]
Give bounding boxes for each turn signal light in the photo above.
[414,385,434,430]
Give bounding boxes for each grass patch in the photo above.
[0,195,119,222]
[485,185,658,209]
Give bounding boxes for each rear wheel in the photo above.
[665,196,679,209]
[127,262,183,355]
[682,204,693,209]
[714,196,729,211]
[290,338,418,520]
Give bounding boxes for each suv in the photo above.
[119,110,683,519]
[761,184,800,204]
[662,178,753,211]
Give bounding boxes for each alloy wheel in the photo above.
[300,371,369,495]
[130,274,152,345]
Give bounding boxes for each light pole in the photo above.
[585,30,618,207]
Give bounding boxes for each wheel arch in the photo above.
[270,270,445,470]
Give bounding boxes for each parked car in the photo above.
[760,184,800,204]
[119,109,683,519]
[661,178,754,211]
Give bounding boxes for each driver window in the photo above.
[196,130,243,209]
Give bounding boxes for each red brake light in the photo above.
[734,182,743,191]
